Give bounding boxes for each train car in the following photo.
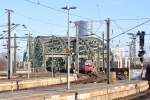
[79,60,96,73]
[110,68,129,80]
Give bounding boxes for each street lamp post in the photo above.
[61,5,76,89]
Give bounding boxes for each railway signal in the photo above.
[137,31,145,49]
[137,31,145,78]
[138,50,145,57]
[137,31,145,62]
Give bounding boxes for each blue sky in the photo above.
[0,0,150,60]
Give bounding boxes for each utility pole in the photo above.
[102,33,105,71]
[13,33,16,73]
[129,42,131,81]
[6,9,13,79]
[52,36,54,77]
[28,33,31,61]
[106,18,110,84]
[97,41,100,72]
[75,23,79,75]
[132,34,136,68]
[26,32,31,79]
[128,33,136,68]
[28,32,31,79]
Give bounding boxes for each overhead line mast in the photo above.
[5,9,13,79]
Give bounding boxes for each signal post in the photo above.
[137,31,145,78]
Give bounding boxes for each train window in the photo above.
[85,60,93,67]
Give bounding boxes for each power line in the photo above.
[111,19,150,40]
[0,26,17,38]
[0,25,7,27]
[0,24,21,39]
[15,11,66,28]
[111,18,150,21]
[23,0,91,20]
[93,18,150,22]
[0,32,7,37]
[94,21,104,34]
[15,27,65,36]
[112,21,124,32]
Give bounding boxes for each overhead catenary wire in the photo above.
[110,21,124,46]
[14,11,70,36]
[111,19,150,40]
[94,21,105,34]
[0,24,20,38]
[112,21,124,32]
[0,24,28,40]
[15,27,66,36]
[23,0,92,20]
[111,18,150,21]
[15,11,66,28]
[0,25,7,27]
[21,1,150,25]
[0,25,8,37]
[15,28,50,36]
[4,1,150,41]
[0,32,7,37]
[93,18,150,22]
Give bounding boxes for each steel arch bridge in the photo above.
[31,36,108,71]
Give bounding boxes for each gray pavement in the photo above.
[0,80,139,99]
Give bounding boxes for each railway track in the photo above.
[73,72,107,84]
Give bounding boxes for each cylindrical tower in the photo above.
[75,20,93,37]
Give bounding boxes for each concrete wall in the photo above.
[76,81,149,100]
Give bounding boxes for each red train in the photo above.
[79,60,96,73]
